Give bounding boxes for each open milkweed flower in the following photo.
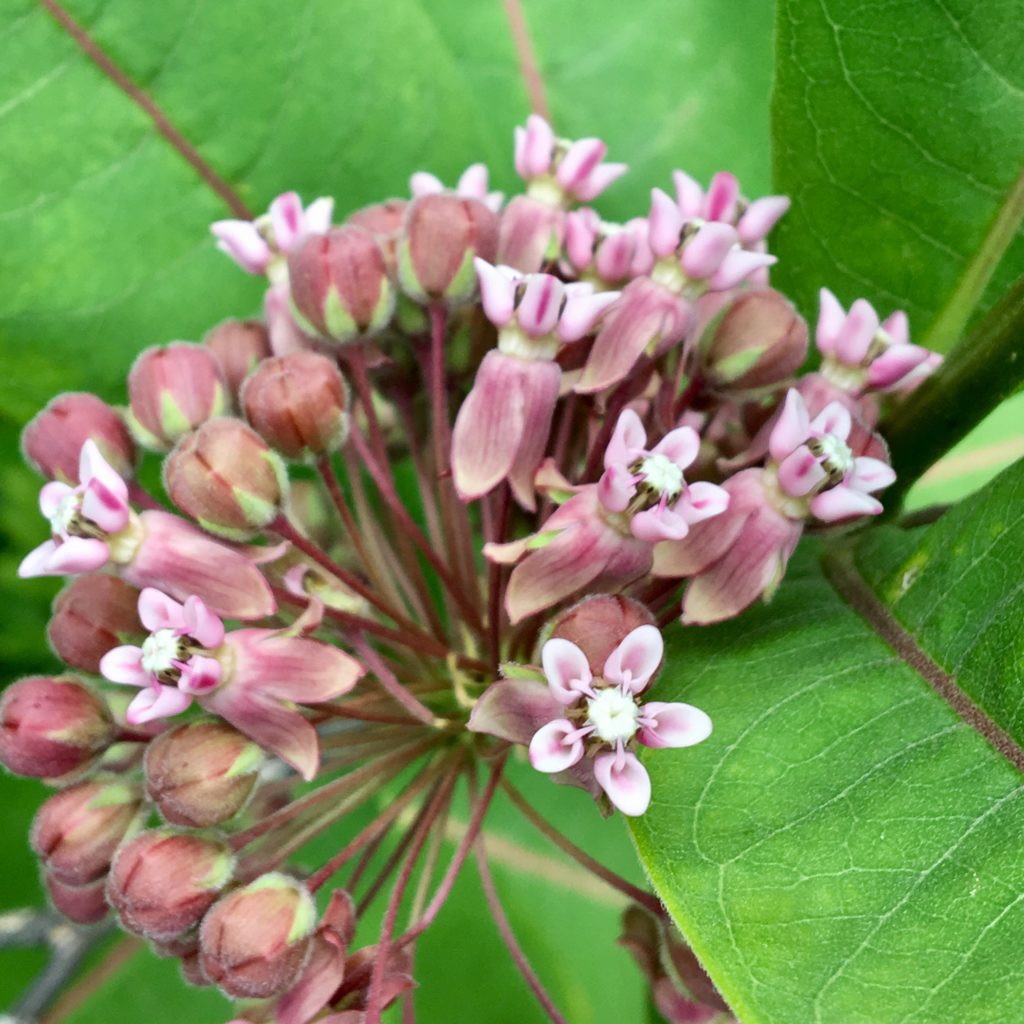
[562,208,653,287]
[673,169,790,247]
[409,162,504,212]
[100,588,363,778]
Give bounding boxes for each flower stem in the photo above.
[349,632,443,727]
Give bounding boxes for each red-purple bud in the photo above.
[0,676,115,780]
[397,195,498,305]
[288,227,395,344]
[199,872,317,999]
[144,721,262,828]
[45,873,110,925]
[497,195,566,273]
[127,343,229,451]
[348,199,408,275]
[547,595,655,670]
[32,778,144,885]
[107,829,234,941]
[241,352,350,460]
[204,319,272,401]
[48,575,144,674]
[701,289,808,392]
[164,418,289,540]
[21,392,138,484]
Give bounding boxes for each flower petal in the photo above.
[99,645,150,687]
[557,289,620,343]
[680,222,736,279]
[651,425,699,470]
[834,298,880,366]
[647,188,684,259]
[179,654,223,695]
[269,191,304,253]
[473,258,518,326]
[467,677,565,745]
[815,288,845,356]
[809,484,883,523]
[541,637,593,704]
[126,684,192,724]
[672,169,704,218]
[593,751,651,816]
[46,537,109,574]
[768,389,810,460]
[182,595,225,648]
[519,114,555,178]
[603,624,663,694]
[638,702,712,748]
[631,504,690,543]
[604,408,649,469]
[848,456,897,494]
[810,400,852,441]
[703,171,739,222]
[736,195,790,245]
[210,220,270,275]
[39,481,73,519]
[303,197,334,235]
[138,588,187,633]
[517,274,564,337]
[18,540,60,578]
[81,476,130,534]
[680,481,730,525]
[529,719,585,773]
[777,445,827,498]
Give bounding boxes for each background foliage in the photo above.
[1,0,1021,1021]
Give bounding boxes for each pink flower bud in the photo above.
[288,227,395,344]
[22,393,137,484]
[701,288,809,392]
[347,199,408,275]
[32,778,144,885]
[107,829,234,941]
[204,319,272,401]
[199,872,317,999]
[0,676,115,780]
[48,575,144,674]
[144,721,262,828]
[241,352,350,460]
[547,595,655,670]
[496,195,566,273]
[397,194,498,305]
[164,418,289,540]
[127,344,229,451]
[45,872,110,924]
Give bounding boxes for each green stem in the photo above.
[881,273,1024,509]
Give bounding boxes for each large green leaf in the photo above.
[771,0,1024,350]
[631,460,1024,1022]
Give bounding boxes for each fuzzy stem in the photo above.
[486,485,511,669]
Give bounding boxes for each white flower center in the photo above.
[811,433,854,479]
[586,687,640,744]
[639,454,684,498]
[50,492,83,537]
[141,629,183,675]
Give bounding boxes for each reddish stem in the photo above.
[350,632,439,726]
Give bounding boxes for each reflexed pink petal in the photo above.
[648,188,685,258]
[473,259,518,326]
[815,288,845,356]
[99,645,150,686]
[574,162,628,202]
[603,624,663,693]
[179,654,222,695]
[593,751,651,816]
[80,477,130,534]
[303,197,334,235]
[564,208,599,269]
[867,344,934,391]
[604,408,649,468]
[506,359,562,511]
[138,588,187,632]
[652,425,699,469]
[529,719,585,772]
[556,138,606,192]
[810,484,883,522]
[457,162,489,198]
[127,684,192,724]
[79,440,129,503]
[270,192,304,252]
[881,309,909,346]
[558,290,620,343]
[47,537,109,574]
[848,456,897,493]
[834,298,880,366]
[638,702,712,748]
[182,595,224,648]
[18,540,60,578]
[594,230,634,281]
[777,446,827,497]
[39,481,73,519]
[598,464,638,514]
[680,222,736,279]
[541,637,593,704]
[810,400,852,441]
[517,274,564,337]
[468,677,565,745]
[704,171,739,222]
[680,481,730,525]
[631,504,690,542]
[708,250,775,291]
[211,220,271,275]
[672,170,704,218]
[768,389,811,460]
[736,195,790,245]
[520,114,555,178]
[410,171,445,197]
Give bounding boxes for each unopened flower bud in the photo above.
[164,418,289,539]
[32,778,144,885]
[497,195,565,273]
[547,595,655,670]
[0,676,115,780]
[21,393,137,483]
[701,289,808,392]
[45,873,110,924]
[127,344,229,451]
[107,829,234,941]
[348,199,408,274]
[242,352,350,460]
[48,575,144,674]
[199,872,317,999]
[204,319,272,401]
[181,949,212,987]
[288,227,395,344]
[397,194,498,305]
[145,721,262,828]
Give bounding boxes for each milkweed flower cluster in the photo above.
[3,114,937,1023]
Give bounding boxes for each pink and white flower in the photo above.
[409,163,504,212]
[673,169,790,247]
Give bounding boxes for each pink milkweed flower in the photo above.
[487,412,728,622]
[101,589,363,779]
[562,208,654,287]
[19,441,275,620]
[451,260,620,508]
[212,192,334,280]
[673,169,790,247]
[815,288,942,395]
[514,114,628,207]
[409,162,504,213]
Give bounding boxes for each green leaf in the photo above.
[771,0,1024,350]
[631,460,1024,1022]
